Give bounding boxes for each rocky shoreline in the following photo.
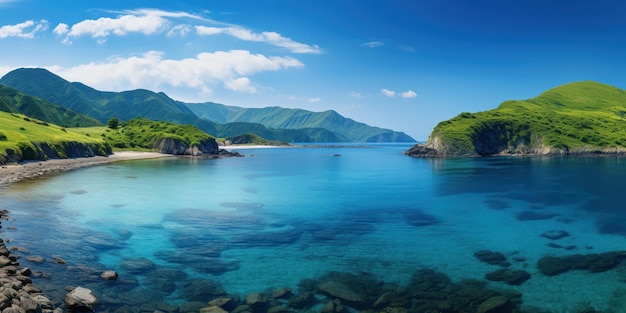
[0,209,58,313]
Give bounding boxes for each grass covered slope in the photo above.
[407,81,626,157]
[0,111,111,164]
[0,84,102,127]
[75,118,220,155]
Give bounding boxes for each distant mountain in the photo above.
[0,84,101,127]
[406,81,626,157]
[186,103,415,142]
[0,68,415,142]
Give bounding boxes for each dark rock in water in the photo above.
[179,279,226,302]
[517,210,559,221]
[403,210,440,227]
[484,268,531,285]
[373,290,410,309]
[287,291,317,309]
[320,299,347,313]
[120,257,155,274]
[317,281,368,309]
[474,250,511,267]
[565,252,625,273]
[537,256,570,276]
[271,287,292,299]
[476,295,511,313]
[547,243,564,249]
[208,296,239,312]
[537,251,626,276]
[408,269,455,299]
[245,292,269,312]
[200,305,229,313]
[541,230,570,240]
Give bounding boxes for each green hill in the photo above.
[406,81,626,157]
[75,118,220,155]
[0,111,111,164]
[0,84,101,127]
[185,102,415,142]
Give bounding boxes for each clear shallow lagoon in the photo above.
[2,144,626,312]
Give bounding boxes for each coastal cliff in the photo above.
[406,81,626,157]
[155,137,219,156]
[1,141,112,164]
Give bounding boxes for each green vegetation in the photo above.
[75,118,214,151]
[0,111,111,164]
[107,117,119,129]
[224,133,291,146]
[0,84,102,127]
[423,81,626,156]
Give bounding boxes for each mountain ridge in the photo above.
[0,68,415,143]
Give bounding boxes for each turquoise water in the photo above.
[2,144,626,312]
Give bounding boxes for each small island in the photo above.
[406,81,626,157]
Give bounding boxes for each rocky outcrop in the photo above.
[405,134,626,158]
[1,141,112,164]
[154,138,219,156]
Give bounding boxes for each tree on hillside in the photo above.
[107,117,119,129]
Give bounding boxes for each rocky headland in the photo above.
[406,81,626,158]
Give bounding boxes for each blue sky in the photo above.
[1,0,625,140]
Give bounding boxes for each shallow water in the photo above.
[2,144,626,312]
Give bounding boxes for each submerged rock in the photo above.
[484,268,531,285]
[474,250,511,267]
[537,251,626,276]
[317,281,368,308]
[476,295,510,313]
[64,286,99,311]
[541,230,570,240]
[100,270,118,280]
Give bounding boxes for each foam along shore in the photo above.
[219,145,293,150]
[0,152,171,187]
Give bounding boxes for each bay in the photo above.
[1,144,626,312]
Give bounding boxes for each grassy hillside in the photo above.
[0,111,111,164]
[75,118,214,151]
[223,133,291,146]
[0,84,102,127]
[409,81,626,156]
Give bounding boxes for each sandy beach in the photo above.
[0,151,170,187]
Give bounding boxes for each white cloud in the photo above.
[53,23,69,35]
[401,90,417,98]
[0,20,48,39]
[306,97,321,103]
[381,88,396,97]
[362,41,384,48]
[59,14,168,42]
[122,8,210,22]
[167,24,191,37]
[196,26,322,54]
[49,50,304,95]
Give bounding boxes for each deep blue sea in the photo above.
[2,144,626,312]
